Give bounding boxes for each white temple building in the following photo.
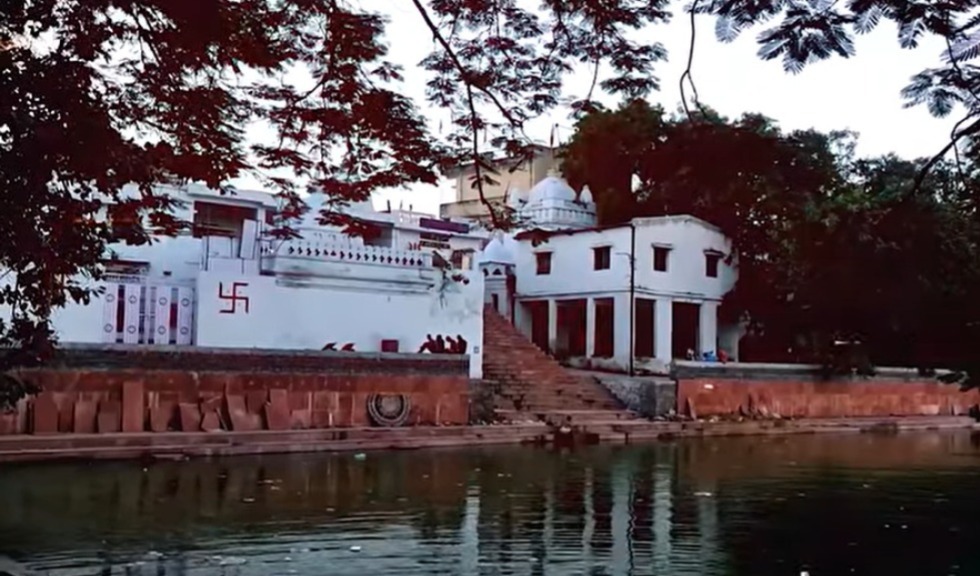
[18,183,489,377]
[478,170,740,374]
[8,168,739,379]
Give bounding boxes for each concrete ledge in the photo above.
[13,343,469,375]
[673,360,950,381]
[0,417,974,464]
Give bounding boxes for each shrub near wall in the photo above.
[0,345,472,435]
[674,362,980,418]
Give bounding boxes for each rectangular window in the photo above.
[192,201,257,238]
[653,246,670,272]
[593,246,611,271]
[705,252,722,278]
[535,252,552,275]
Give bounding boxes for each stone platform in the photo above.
[0,416,975,464]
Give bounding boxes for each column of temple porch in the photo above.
[585,296,596,357]
[698,301,719,356]
[654,298,673,363]
[613,293,632,365]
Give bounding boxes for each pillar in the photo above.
[585,297,596,357]
[547,299,558,354]
[613,293,632,365]
[699,301,719,356]
[514,300,531,337]
[654,298,673,362]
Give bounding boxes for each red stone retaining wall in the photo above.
[0,345,470,435]
[675,362,980,418]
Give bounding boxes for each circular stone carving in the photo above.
[105,294,115,303]
[180,327,189,335]
[158,297,168,306]
[126,326,137,334]
[128,295,138,304]
[103,323,113,333]
[180,298,191,307]
[366,394,411,427]
[157,326,166,334]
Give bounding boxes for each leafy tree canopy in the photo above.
[561,99,980,371]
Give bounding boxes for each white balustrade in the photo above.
[264,240,433,268]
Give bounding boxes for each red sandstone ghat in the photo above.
[1,343,977,440]
[673,362,980,418]
[0,345,470,435]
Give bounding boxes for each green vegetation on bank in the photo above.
[562,100,980,377]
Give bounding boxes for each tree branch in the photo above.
[679,0,707,120]
[410,0,508,229]
[912,116,980,194]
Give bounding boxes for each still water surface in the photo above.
[2,432,980,575]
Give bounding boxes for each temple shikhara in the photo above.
[3,167,740,380]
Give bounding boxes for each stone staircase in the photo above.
[482,306,638,424]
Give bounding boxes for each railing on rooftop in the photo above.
[262,240,433,269]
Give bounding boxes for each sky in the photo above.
[237,1,962,216]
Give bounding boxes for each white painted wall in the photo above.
[195,270,485,378]
[49,280,107,344]
[513,216,736,301]
[0,183,493,374]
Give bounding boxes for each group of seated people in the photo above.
[418,334,468,354]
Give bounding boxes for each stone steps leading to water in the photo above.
[481,307,629,418]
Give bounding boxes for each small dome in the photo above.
[479,234,516,265]
[527,169,576,205]
[579,185,594,205]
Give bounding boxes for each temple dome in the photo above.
[579,185,594,204]
[506,186,526,208]
[527,170,576,205]
[479,234,516,265]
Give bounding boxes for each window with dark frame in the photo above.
[653,246,670,272]
[535,252,552,275]
[705,252,722,278]
[593,246,611,270]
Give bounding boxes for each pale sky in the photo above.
[236,1,961,216]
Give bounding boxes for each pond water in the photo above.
[2,432,980,575]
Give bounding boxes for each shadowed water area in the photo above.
[3,432,980,575]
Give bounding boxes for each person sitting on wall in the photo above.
[418,334,437,353]
[433,335,446,353]
[456,334,468,354]
[718,349,730,363]
[446,335,459,353]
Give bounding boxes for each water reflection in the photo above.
[2,432,980,575]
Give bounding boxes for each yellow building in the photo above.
[440,145,560,220]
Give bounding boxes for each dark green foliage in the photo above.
[561,100,980,375]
